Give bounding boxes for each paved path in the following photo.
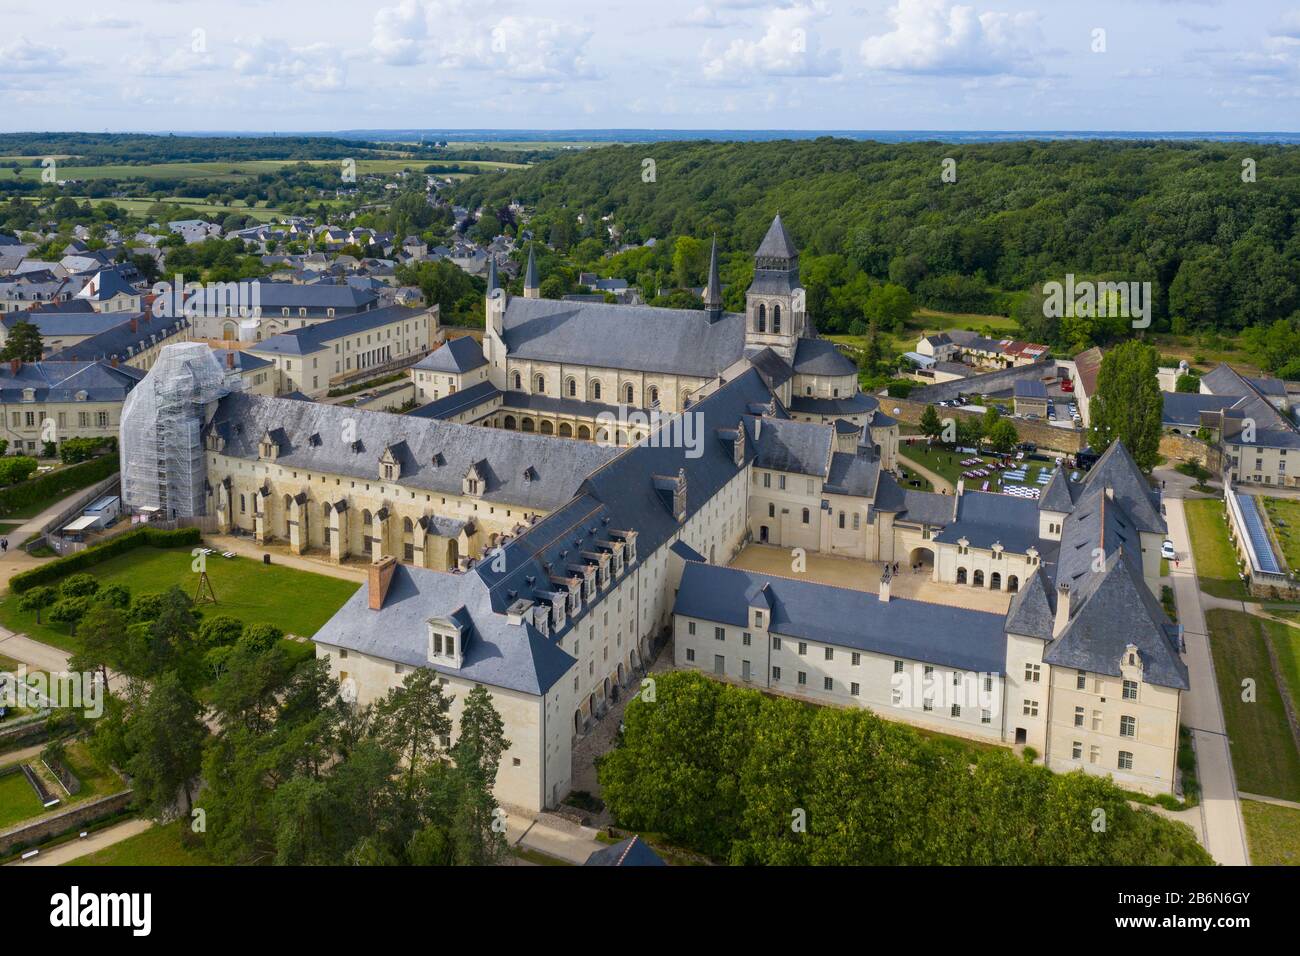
[1240,791,1300,811]
[896,449,955,495]
[202,534,369,583]
[1164,495,1251,865]
[0,743,46,767]
[0,630,71,672]
[505,814,603,865]
[8,819,153,867]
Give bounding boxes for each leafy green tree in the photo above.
[1175,372,1201,393]
[987,418,1020,454]
[450,685,511,865]
[18,585,56,624]
[60,573,100,599]
[919,404,944,441]
[1087,340,1163,471]
[70,604,127,695]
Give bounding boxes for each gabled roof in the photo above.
[1038,466,1076,514]
[584,835,665,867]
[1005,569,1055,641]
[1081,441,1164,534]
[752,417,832,477]
[248,305,424,357]
[674,562,1008,674]
[414,336,487,374]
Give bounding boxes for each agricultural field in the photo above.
[0,546,360,654]
[15,156,527,185]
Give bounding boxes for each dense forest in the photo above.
[454,138,1300,340]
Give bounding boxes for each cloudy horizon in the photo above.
[1,0,1297,133]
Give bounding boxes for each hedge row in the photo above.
[0,454,120,518]
[9,526,202,593]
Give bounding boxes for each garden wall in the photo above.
[0,789,133,857]
[882,396,1086,454]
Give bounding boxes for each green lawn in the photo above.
[1261,497,1300,573]
[898,440,1057,491]
[1241,799,1300,866]
[0,546,359,653]
[1184,499,1250,600]
[1205,609,1300,802]
[0,769,43,829]
[66,820,215,866]
[1263,617,1300,713]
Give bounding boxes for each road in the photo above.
[1163,495,1251,865]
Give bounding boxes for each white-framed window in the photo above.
[1122,679,1138,701]
[1118,751,1133,771]
[1120,715,1136,738]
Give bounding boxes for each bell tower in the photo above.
[745,214,804,361]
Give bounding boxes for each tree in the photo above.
[987,419,1020,454]
[1087,340,1163,471]
[919,405,944,441]
[124,670,207,819]
[373,667,453,793]
[71,604,127,695]
[450,685,511,865]
[1175,373,1201,393]
[18,585,55,624]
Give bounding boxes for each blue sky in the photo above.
[1,0,1297,132]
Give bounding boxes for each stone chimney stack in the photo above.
[1054,583,1071,637]
[368,555,398,611]
[879,565,892,602]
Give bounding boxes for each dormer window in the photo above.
[427,618,463,669]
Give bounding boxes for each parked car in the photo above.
[1161,540,1177,560]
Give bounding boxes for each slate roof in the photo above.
[933,490,1042,553]
[1161,392,1237,427]
[1080,441,1164,534]
[499,296,745,378]
[1013,379,1047,399]
[1004,569,1056,640]
[0,360,142,403]
[190,280,377,313]
[755,214,799,260]
[2,310,125,337]
[1038,466,1077,513]
[248,305,424,357]
[787,392,879,417]
[792,337,858,377]
[823,450,880,498]
[752,417,832,476]
[44,313,190,363]
[207,390,620,511]
[414,336,487,374]
[744,347,794,388]
[871,472,955,525]
[409,380,500,420]
[674,562,1008,674]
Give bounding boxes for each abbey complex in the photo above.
[121,218,1185,812]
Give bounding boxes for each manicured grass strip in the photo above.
[0,768,43,829]
[1185,499,1250,601]
[0,546,359,654]
[1240,799,1300,866]
[1263,617,1300,715]
[1205,609,1300,802]
[65,820,215,866]
[1262,496,1300,573]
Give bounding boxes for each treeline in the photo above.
[0,133,403,165]
[455,138,1300,339]
[599,672,1211,865]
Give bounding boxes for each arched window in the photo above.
[773,304,782,333]
[535,374,545,394]
[590,381,601,401]
[512,371,521,390]
[648,386,660,406]
[973,569,985,587]
[957,567,968,584]
[566,377,577,397]
[756,303,766,333]
[801,507,810,524]
[624,383,634,404]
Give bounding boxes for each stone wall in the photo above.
[0,789,133,857]
[1160,432,1223,471]
[882,396,1086,454]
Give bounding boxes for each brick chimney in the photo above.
[368,555,397,610]
[226,350,235,369]
[1054,583,1071,637]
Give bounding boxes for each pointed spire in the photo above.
[704,237,722,321]
[755,214,798,261]
[524,245,539,291]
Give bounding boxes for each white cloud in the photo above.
[0,36,73,73]
[860,0,1044,77]
[702,2,842,82]
[370,1,595,81]
[233,38,347,91]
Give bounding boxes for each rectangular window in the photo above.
[772,666,781,681]
[713,655,725,676]
[714,626,725,642]
[980,709,992,725]
[742,632,752,647]
[1023,699,1038,717]
[1074,706,1084,727]
[950,704,961,718]
[893,659,904,673]
[772,636,781,650]
[824,647,833,661]
[1120,715,1136,738]
[687,621,695,635]
[852,652,861,666]
[798,642,807,656]
[850,682,860,697]
[1122,679,1138,701]
[823,676,833,691]
[1118,751,1133,771]
[685,648,695,662]
[923,698,934,712]
[1024,663,1040,683]
[1076,669,1087,690]
[1072,741,1083,760]
[797,671,807,686]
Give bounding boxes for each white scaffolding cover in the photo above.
[120,343,229,518]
